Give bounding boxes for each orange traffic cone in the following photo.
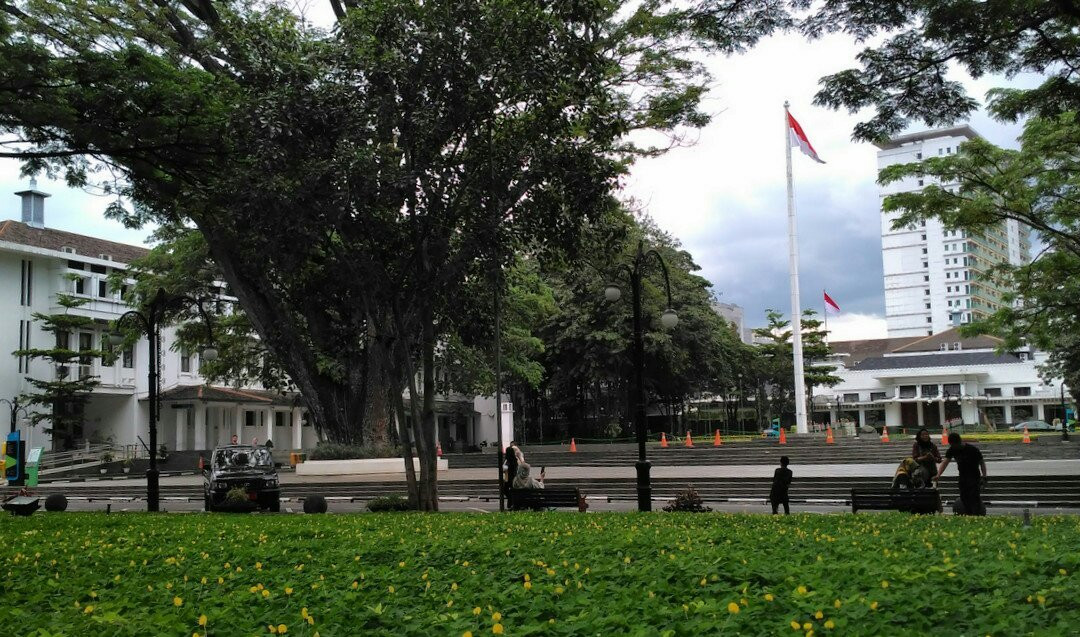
[825,427,834,444]
[881,427,890,443]
[779,427,787,445]
[436,441,443,457]
[941,428,949,445]
[660,432,669,448]
[570,438,578,453]
[1022,426,1031,444]
[685,432,694,448]
[713,430,723,447]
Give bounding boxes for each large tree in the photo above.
[0,0,787,509]
[802,0,1080,140]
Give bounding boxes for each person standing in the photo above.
[504,441,522,505]
[770,456,793,515]
[935,433,988,515]
[911,428,941,488]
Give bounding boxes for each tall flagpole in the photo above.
[823,290,829,346]
[784,101,809,435]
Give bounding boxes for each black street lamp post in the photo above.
[605,240,678,512]
[108,288,217,512]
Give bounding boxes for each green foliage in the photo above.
[222,487,249,506]
[880,113,1080,400]
[803,0,1080,140]
[1,512,1079,634]
[751,309,840,424]
[661,486,712,512]
[307,443,401,461]
[365,495,414,513]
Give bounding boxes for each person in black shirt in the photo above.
[770,456,793,515]
[935,433,987,515]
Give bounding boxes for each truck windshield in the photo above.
[214,448,273,468]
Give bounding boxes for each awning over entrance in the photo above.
[157,385,300,407]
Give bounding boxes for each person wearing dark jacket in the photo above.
[935,433,988,515]
[911,428,941,488]
[770,456,793,515]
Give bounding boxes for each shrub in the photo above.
[307,442,400,461]
[366,495,413,512]
[44,494,68,512]
[223,487,249,506]
[101,452,114,464]
[662,486,712,513]
[303,495,328,514]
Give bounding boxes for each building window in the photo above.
[1013,386,1031,397]
[924,289,930,295]
[921,384,939,398]
[19,259,32,306]
[925,303,931,309]
[73,276,86,295]
[17,320,25,373]
[922,248,927,254]
[122,347,134,369]
[916,152,922,159]
[943,383,961,395]
[67,259,84,270]
[275,411,287,427]
[78,332,93,379]
[983,388,1002,397]
[899,386,917,399]
[97,279,108,298]
[245,410,257,427]
[921,234,926,240]
[923,261,928,268]
[180,350,191,373]
[924,275,929,282]
[870,392,887,401]
[918,179,924,186]
[926,317,932,323]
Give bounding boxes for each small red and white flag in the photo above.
[787,111,825,164]
[823,291,841,314]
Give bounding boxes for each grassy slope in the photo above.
[0,512,1077,636]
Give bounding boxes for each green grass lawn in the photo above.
[0,512,1076,636]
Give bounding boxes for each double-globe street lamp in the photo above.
[109,288,217,512]
[604,240,678,512]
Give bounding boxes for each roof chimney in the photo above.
[15,178,50,229]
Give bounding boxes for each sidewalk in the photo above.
[40,458,1080,488]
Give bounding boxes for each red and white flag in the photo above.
[823,291,841,314]
[787,111,825,164]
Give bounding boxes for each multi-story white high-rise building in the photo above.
[875,126,1031,337]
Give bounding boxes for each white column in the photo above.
[1004,404,1014,426]
[916,402,925,428]
[265,408,274,444]
[194,404,207,450]
[175,407,187,452]
[1036,403,1046,421]
[858,408,866,429]
[938,400,946,428]
[234,405,244,443]
[291,408,303,449]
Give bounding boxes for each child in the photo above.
[770,456,792,515]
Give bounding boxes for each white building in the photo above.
[875,126,1031,337]
[1,183,505,454]
[814,329,1071,432]
[712,301,753,344]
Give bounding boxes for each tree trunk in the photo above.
[414,309,439,511]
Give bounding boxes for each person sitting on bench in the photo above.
[512,462,545,490]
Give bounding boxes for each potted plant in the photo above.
[100,451,113,474]
[122,457,133,474]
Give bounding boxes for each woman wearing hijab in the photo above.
[512,462,545,490]
[912,428,941,488]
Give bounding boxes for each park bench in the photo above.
[509,487,587,512]
[851,489,941,514]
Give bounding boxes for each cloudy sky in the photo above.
[0,16,1036,341]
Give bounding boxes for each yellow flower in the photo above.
[492,624,504,635]
[824,620,835,630]
[1060,569,1068,576]
[699,578,707,586]
[833,599,841,609]
[84,606,94,614]
[173,597,183,607]
[791,621,801,630]
[256,562,262,570]
[452,582,459,591]
[388,586,395,593]
[727,602,740,614]
[399,561,406,568]
[473,607,482,616]
[492,613,502,622]
[307,616,315,626]
[815,610,823,619]
[806,631,814,637]
[201,577,207,585]
[554,586,564,595]
[218,577,224,585]
[624,557,631,564]
[352,581,359,590]
[269,626,277,634]
[881,580,889,589]
[262,589,270,598]
[199,615,207,627]
[464,633,473,637]
[285,587,293,595]
[803,622,812,631]
[1037,595,1046,605]
[277,625,287,634]
[870,601,879,611]
[524,581,532,591]
[765,594,775,602]
[302,608,309,619]
[797,585,808,595]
